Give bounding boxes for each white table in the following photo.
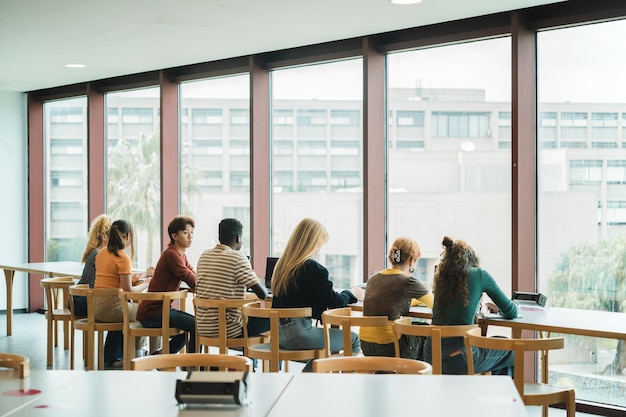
[0,261,83,335]
[3,371,293,417]
[481,306,626,340]
[0,370,84,416]
[267,373,528,417]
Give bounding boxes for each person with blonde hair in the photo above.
[271,218,359,371]
[427,236,517,375]
[360,237,433,359]
[72,214,113,317]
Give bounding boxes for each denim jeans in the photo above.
[424,336,514,376]
[362,334,423,360]
[279,317,360,371]
[139,309,196,354]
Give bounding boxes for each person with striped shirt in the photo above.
[195,218,269,341]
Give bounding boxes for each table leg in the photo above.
[3,269,15,336]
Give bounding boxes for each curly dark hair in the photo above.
[433,236,480,316]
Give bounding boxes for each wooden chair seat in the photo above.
[69,285,123,370]
[321,307,388,357]
[393,317,477,374]
[242,301,324,372]
[0,352,30,378]
[40,277,75,367]
[119,290,188,370]
[464,327,575,417]
[313,356,432,374]
[193,295,263,356]
[130,352,252,372]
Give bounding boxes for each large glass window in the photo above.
[180,75,250,265]
[105,88,161,269]
[538,19,626,408]
[387,38,511,291]
[44,97,88,261]
[271,60,363,289]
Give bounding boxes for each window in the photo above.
[180,75,250,266]
[538,20,626,408]
[271,59,363,286]
[106,88,161,268]
[431,111,491,138]
[44,97,88,262]
[388,36,511,297]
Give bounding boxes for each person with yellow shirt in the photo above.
[360,237,433,359]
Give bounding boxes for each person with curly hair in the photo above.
[426,236,517,375]
[72,214,113,317]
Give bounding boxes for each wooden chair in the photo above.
[40,277,75,367]
[193,295,263,356]
[321,307,387,357]
[241,301,325,372]
[393,317,477,374]
[0,352,30,378]
[69,285,124,370]
[119,289,188,370]
[130,352,253,372]
[313,356,432,374]
[464,327,575,417]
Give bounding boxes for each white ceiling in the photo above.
[0,0,562,93]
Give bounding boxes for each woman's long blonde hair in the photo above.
[272,218,329,296]
[81,214,113,262]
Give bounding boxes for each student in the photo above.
[427,236,517,375]
[360,237,433,359]
[72,214,113,317]
[195,218,268,342]
[94,219,152,368]
[270,218,359,371]
[136,216,197,354]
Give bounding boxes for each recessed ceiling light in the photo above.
[64,64,86,68]
[390,0,422,4]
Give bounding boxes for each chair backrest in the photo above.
[119,289,189,338]
[321,307,388,357]
[393,317,477,374]
[312,356,432,374]
[193,295,258,353]
[69,285,122,325]
[464,327,565,395]
[131,352,253,372]
[241,301,313,368]
[0,352,30,378]
[40,277,74,314]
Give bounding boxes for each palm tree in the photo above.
[107,132,201,265]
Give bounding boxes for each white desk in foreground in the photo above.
[3,371,292,417]
[267,374,528,417]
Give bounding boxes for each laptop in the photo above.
[264,257,279,292]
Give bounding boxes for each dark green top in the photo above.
[432,267,517,325]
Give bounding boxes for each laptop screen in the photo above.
[264,257,279,290]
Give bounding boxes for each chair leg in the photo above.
[97,331,105,370]
[566,391,576,417]
[63,320,69,349]
[46,315,53,367]
[70,326,76,370]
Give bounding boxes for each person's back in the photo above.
[427,236,517,376]
[195,218,267,340]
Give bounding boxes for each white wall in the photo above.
[0,92,27,310]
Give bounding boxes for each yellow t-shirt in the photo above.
[94,249,132,289]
